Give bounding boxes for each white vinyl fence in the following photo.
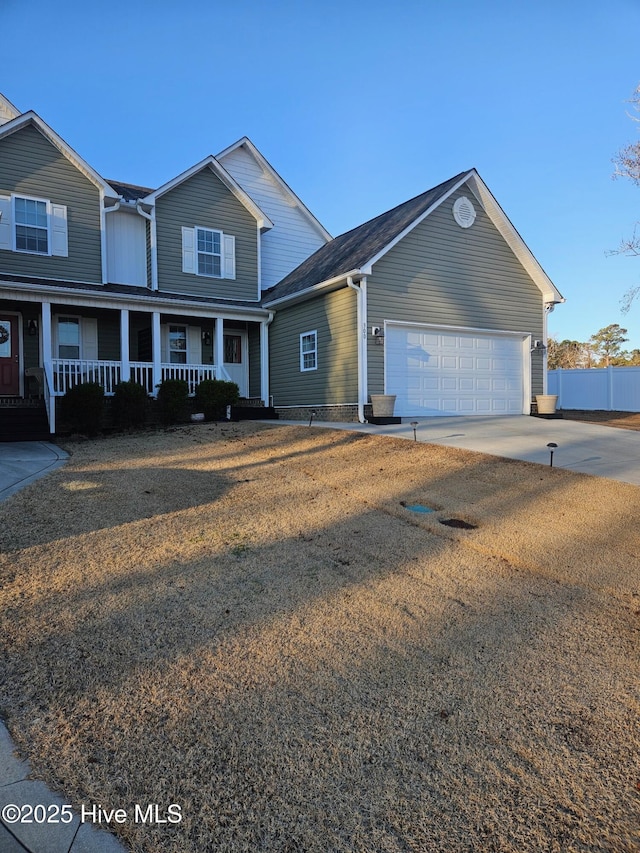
[548,366,640,411]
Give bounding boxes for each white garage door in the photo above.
[385,325,526,416]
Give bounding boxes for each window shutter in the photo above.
[187,326,201,364]
[182,227,195,274]
[223,234,236,279]
[0,195,11,250]
[82,318,98,360]
[51,204,68,257]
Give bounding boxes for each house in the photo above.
[0,93,329,436]
[0,90,564,437]
[264,171,564,420]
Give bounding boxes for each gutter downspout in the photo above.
[347,275,368,423]
[261,310,274,406]
[136,202,157,290]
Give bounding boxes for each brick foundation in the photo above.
[274,404,374,423]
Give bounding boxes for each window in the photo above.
[0,195,68,257]
[15,196,49,254]
[181,227,235,279]
[58,317,80,359]
[169,325,187,364]
[197,228,222,277]
[224,334,242,364]
[300,331,317,372]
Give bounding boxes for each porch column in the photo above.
[41,301,52,367]
[215,317,224,380]
[152,311,161,396]
[260,316,271,406]
[120,309,130,382]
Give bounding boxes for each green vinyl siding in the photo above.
[0,124,102,282]
[269,287,357,407]
[155,168,258,301]
[367,187,545,395]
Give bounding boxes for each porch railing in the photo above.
[160,363,218,395]
[51,359,220,397]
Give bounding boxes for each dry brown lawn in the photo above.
[0,422,639,852]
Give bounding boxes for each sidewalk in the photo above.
[0,721,125,852]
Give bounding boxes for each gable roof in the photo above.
[141,155,274,230]
[0,111,120,200]
[262,169,564,307]
[217,137,332,242]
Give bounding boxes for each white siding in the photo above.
[218,146,328,291]
[106,209,147,286]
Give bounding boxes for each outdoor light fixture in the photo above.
[547,442,558,467]
[308,410,317,427]
[27,319,38,336]
[410,421,419,442]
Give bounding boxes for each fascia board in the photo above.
[466,172,565,304]
[217,137,332,242]
[143,155,274,229]
[0,113,120,199]
[262,269,362,308]
[363,172,474,271]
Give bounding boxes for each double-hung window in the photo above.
[57,317,81,359]
[300,330,317,372]
[15,197,48,254]
[181,226,236,279]
[197,228,222,277]
[0,194,68,257]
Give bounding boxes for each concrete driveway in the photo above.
[0,441,68,502]
[290,415,640,486]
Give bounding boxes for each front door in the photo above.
[0,315,20,396]
[223,332,248,397]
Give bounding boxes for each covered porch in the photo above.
[0,291,272,434]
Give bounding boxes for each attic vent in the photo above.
[453,196,476,228]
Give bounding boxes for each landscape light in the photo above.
[547,442,558,467]
[410,421,419,442]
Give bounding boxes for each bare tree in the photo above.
[613,84,640,312]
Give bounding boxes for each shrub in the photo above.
[60,381,105,436]
[156,378,189,425]
[112,380,149,430]
[194,379,240,420]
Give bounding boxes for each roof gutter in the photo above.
[346,275,368,423]
[262,268,364,308]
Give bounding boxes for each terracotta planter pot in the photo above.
[535,394,558,415]
[370,394,396,417]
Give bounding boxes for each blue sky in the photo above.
[3,0,640,348]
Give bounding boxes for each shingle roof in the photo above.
[107,180,155,202]
[262,171,471,304]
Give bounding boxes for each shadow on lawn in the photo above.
[0,425,638,852]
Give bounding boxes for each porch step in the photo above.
[0,401,50,442]
[230,405,279,421]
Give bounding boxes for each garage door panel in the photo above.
[386,325,526,417]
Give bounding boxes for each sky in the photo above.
[2,0,640,349]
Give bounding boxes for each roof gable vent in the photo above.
[453,196,476,228]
